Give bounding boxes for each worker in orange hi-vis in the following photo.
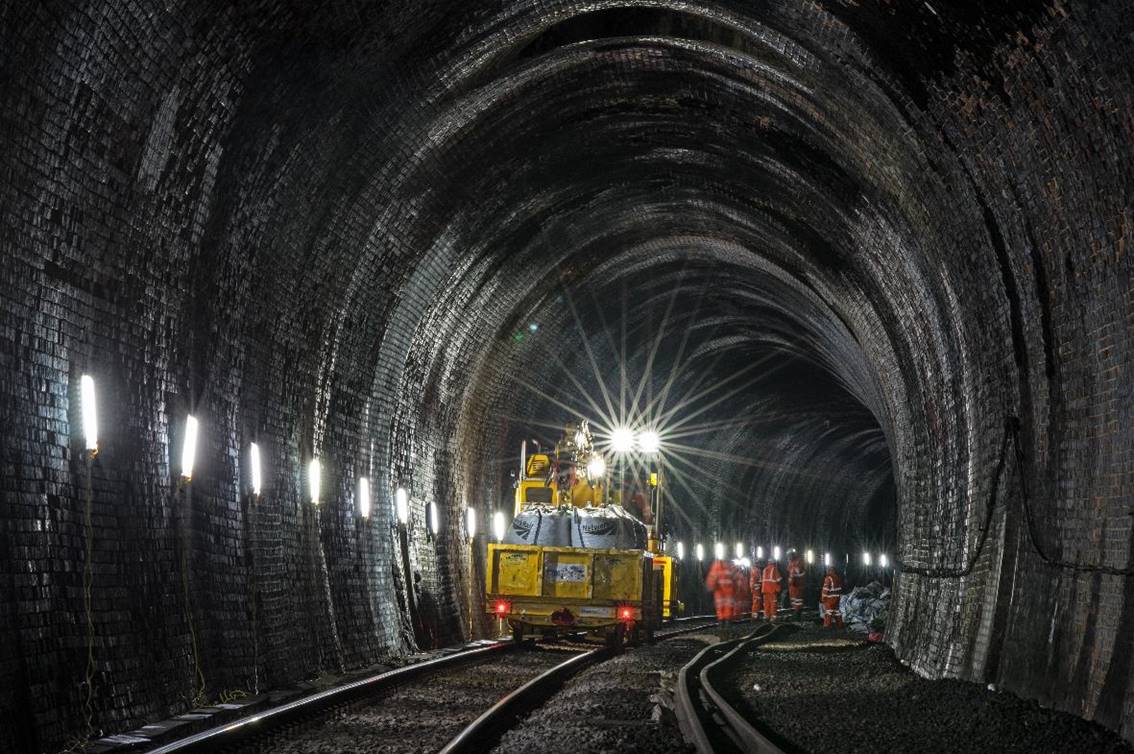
[734,561,751,619]
[787,551,806,619]
[705,557,739,625]
[748,560,762,618]
[821,566,844,628]
[760,559,783,620]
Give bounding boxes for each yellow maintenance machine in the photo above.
[486,421,683,646]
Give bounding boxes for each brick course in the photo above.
[0,0,1131,749]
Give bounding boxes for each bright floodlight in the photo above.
[80,374,98,451]
[358,477,370,519]
[429,501,440,535]
[610,427,634,453]
[735,542,744,559]
[308,459,321,504]
[863,551,872,566]
[637,430,661,454]
[676,541,685,560]
[587,455,606,479]
[805,549,814,565]
[773,545,781,561]
[395,487,409,525]
[181,415,199,480]
[493,510,507,542]
[713,542,725,560]
[249,443,262,495]
[466,507,477,539]
[755,546,764,559]
[880,553,889,568]
[695,543,704,562]
[824,552,832,567]
[740,557,751,568]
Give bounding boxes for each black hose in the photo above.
[898,416,1134,578]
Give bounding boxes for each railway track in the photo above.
[673,622,789,754]
[148,615,721,754]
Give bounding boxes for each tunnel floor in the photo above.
[721,625,1133,754]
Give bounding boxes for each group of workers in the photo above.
[704,549,845,627]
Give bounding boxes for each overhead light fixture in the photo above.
[824,552,832,567]
[805,549,814,565]
[80,374,97,452]
[466,507,477,539]
[493,510,506,542]
[181,415,199,480]
[713,542,724,561]
[863,551,872,566]
[695,543,704,562]
[586,455,606,479]
[429,501,440,535]
[358,477,370,519]
[249,443,262,496]
[637,430,661,454]
[735,542,744,559]
[880,553,888,568]
[756,546,764,559]
[395,487,409,526]
[676,541,685,560]
[773,545,781,561]
[308,459,321,504]
[610,427,634,453]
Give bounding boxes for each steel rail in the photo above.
[674,623,787,754]
[441,615,723,754]
[146,641,514,754]
[148,615,721,754]
[440,646,611,754]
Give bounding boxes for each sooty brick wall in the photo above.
[1,0,1133,750]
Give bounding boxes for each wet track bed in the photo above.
[489,631,729,754]
[720,624,1133,754]
[225,645,578,754]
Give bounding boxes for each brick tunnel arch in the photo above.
[1,0,1132,750]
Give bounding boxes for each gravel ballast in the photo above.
[234,647,570,754]
[724,624,1133,754]
[491,633,726,754]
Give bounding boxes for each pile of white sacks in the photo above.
[837,580,890,633]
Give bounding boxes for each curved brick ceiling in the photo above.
[2,0,1133,749]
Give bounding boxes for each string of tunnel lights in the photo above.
[669,541,893,570]
[77,375,466,539]
[77,376,892,566]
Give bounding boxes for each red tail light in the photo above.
[495,600,509,614]
[620,607,632,620]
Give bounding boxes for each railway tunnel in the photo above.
[0,1,1131,751]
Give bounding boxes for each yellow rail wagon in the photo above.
[486,543,662,645]
[486,421,682,647]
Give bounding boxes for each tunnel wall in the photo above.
[1,0,1133,750]
[876,2,1134,738]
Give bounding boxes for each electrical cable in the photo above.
[1011,427,1134,577]
[896,418,1012,578]
[248,490,260,696]
[179,483,207,707]
[79,450,97,745]
[898,416,1134,578]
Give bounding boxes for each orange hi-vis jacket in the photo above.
[821,571,843,608]
[788,557,805,590]
[760,563,782,594]
[705,559,740,621]
[787,556,805,608]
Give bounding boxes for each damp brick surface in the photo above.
[0,1,1132,751]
